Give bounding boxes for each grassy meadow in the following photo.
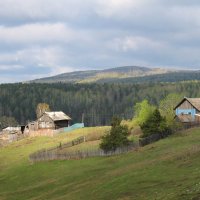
[0,127,200,200]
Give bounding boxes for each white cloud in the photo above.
[95,0,172,22]
[15,47,64,66]
[0,0,98,24]
[0,46,73,76]
[22,47,74,75]
[0,0,80,20]
[0,64,24,71]
[168,6,200,28]
[50,66,74,76]
[109,36,164,52]
[0,23,75,45]
[0,53,19,63]
[95,0,146,18]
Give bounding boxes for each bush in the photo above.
[159,93,183,130]
[100,117,129,152]
[140,109,171,138]
[134,100,156,125]
[121,119,135,131]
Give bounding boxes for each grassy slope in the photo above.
[0,127,200,200]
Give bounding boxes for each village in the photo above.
[0,110,84,146]
[1,97,200,147]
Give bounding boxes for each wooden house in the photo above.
[174,97,200,124]
[37,111,72,130]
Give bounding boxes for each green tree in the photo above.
[159,94,182,129]
[134,100,155,125]
[140,109,169,138]
[100,117,129,152]
[36,103,50,119]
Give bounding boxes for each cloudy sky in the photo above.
[0,0,200,82]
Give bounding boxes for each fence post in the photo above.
[29,140,139,162]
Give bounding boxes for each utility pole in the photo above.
[82,113,85,124]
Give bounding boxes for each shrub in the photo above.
[121,119,135,131]
[100,117,129,152]
[159,93,182,130]
[133,100,156,125]
[140,109,171,138]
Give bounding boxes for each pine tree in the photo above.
[140,109,169,138]
[100,117,129,152]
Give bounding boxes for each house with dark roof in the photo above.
[174,97,200,123]
[38,111,72,129]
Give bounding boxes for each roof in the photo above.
[174,97,200,111]
[44,111,71,121]
[3,127,21,131]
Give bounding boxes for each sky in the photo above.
[0,0,200,83]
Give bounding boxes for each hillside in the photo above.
[30,66,179,83]
[97,71,200,84]
[0,127,200,200]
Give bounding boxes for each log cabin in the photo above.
[174,97,200,124]
[38,111,72,130]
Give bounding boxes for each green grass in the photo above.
[59,140,101,153]
[1,127,200,200]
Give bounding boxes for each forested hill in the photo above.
[30,66,178,83]
[1,81,200,126]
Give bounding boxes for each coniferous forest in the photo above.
[0,81,200,126]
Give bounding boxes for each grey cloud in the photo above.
[0,0,200,82]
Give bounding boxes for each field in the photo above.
[0,127,200,200]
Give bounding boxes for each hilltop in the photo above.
[0,127,200,200]
[29,66,200,84]
[30,66,178,83]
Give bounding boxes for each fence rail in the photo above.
[29,123,200,163]
[29,143,139,163]
[0,133,28,146]
[139,131,172,147]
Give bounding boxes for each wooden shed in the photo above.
[27,121,38,131]
[174,97,200,124]
[38,111,72,130]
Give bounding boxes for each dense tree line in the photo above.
[0,81,200,126]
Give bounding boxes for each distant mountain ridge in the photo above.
[30,66,179,83]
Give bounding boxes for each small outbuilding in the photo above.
[37,111,72,130]
[2,126,21,134]
[27,121,38,131]
[174,97,200,124]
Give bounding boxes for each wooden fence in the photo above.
[139,131,172,147]
[0,133,27,146]
[29,123,200,163]
[29,142,139,163]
